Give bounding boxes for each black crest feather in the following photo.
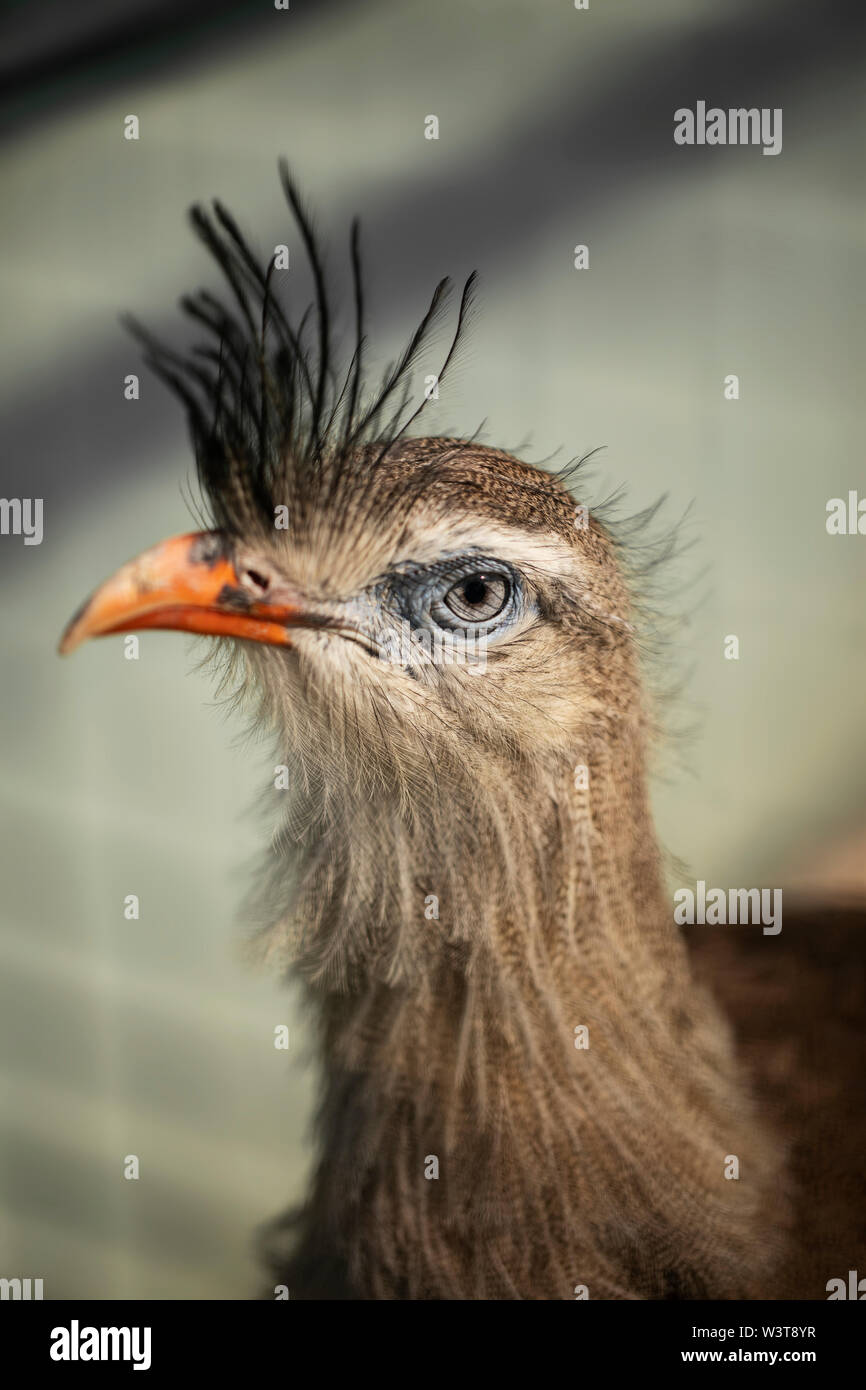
[124,159,477,536]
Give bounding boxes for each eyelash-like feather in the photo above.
[122,159,477,539]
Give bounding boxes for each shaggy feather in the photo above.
[131,165,790,1300]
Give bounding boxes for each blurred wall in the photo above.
[1,0,864,1297]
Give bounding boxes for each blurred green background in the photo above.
[1,0,864,1297]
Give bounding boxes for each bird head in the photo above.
[59,437,637,764]
[59,166,645,981]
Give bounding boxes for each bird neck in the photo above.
[271,722,786,1299]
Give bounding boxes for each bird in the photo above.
[59,162,865,1300]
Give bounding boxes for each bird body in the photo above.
[60,167,861,1300]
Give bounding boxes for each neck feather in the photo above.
[260,719,787,1299]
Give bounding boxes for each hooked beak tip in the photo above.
[58,597,95,655]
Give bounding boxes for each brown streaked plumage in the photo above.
[59,165,864,1300]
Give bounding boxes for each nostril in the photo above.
[244,568,270,593]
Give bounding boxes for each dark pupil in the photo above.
[462,576,489,605]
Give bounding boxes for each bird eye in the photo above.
[443,572,510,623]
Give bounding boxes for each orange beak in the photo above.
[59,531,305,655]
